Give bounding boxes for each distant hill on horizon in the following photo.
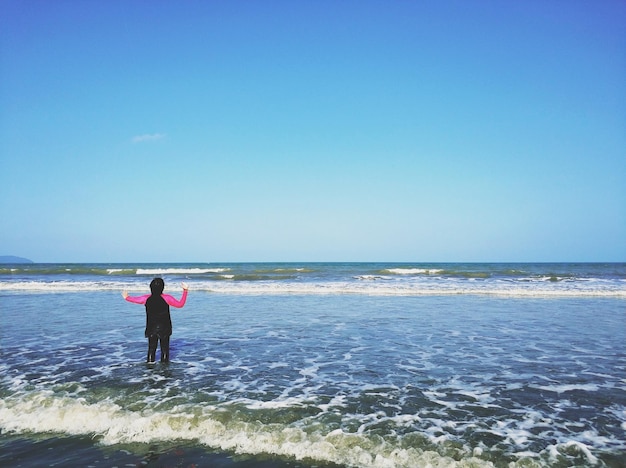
[0,255,34,264]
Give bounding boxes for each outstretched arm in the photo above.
[163,282,189,308]
[122,291,150,304]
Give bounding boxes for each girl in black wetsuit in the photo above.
[123,278,188,363]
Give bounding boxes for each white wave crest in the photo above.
[136,268,229,275]
[1,279,625,298]
[0,391,494,468]
[385,268,444,275]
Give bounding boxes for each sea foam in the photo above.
[0,390,498,468]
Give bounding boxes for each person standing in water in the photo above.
[123,278,188,363]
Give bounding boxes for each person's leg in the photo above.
[160,335,170,362]
[147,335,158,362]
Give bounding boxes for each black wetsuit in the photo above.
[145,294,172,362]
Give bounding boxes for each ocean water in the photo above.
[1,263,625,467]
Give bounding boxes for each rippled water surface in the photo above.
[1,264,625,467]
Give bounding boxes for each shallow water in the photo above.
[1,263,625,467]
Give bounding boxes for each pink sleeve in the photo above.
[162,289,188,308]
[125,294,150,305]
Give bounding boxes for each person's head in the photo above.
[150,277,165,295]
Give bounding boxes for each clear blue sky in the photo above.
[1,0,624,262]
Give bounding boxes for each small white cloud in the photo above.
[132,133,166,143]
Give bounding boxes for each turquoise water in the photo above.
[1,263,625,467]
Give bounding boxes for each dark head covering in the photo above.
[150,278,165,295]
